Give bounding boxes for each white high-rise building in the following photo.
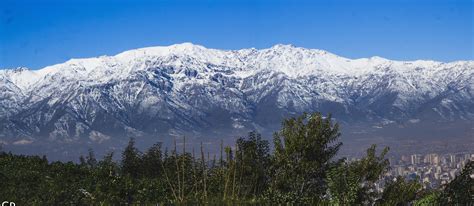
[411,154,421,165]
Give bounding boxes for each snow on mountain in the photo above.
[0,43,473,151]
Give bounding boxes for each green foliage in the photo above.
[0,113,470,204]
[438,160,474,205]
[327,160,361,205]
[413,191,441,206]
[141,143,163,178]
[376,176,422,205]
[327,144,390,205]
[121,137,142,178]
[235,131,271,198]
[271,112,342,203]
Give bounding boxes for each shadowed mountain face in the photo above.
[1,43,473,160]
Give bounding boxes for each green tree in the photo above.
[327,160,361,205]
[270,112,342,203]
[0,153,50,205]
[327,144,390,205]
[142,143,163,178]
[413,191,440,206]
[121,138,142,178]
[438,160,474,205]
[353,145,390,204]
[376,176,421,205]
[92,152,130,204]
[235,131,271,199]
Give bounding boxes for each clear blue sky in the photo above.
[0,0,472,69]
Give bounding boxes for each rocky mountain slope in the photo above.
[1,43,473,158]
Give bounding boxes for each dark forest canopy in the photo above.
[0,113,472,205]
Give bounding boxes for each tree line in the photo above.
[0,113,472,205]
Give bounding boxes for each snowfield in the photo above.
[0,43,473,150]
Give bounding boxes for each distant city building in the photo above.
[383,151,471,193]
[411,154,421,165]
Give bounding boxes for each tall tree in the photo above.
[270,112,342,203]
[235,131,271,198]
[121,138,142,178]
[142,143,163,178]
[327,144,391,205]
[376,176,421,205]
[438,160,474,205]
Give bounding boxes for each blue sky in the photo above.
[0,0,472,69]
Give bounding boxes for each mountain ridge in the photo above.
[1,43,473,159]
[2,43,471,84]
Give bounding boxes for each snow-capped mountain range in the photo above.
[1,43,473,152]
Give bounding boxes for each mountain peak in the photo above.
[12,67,30,73]
[271,44,295,49]
[0,43,473,159]
[171,42,206,50]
